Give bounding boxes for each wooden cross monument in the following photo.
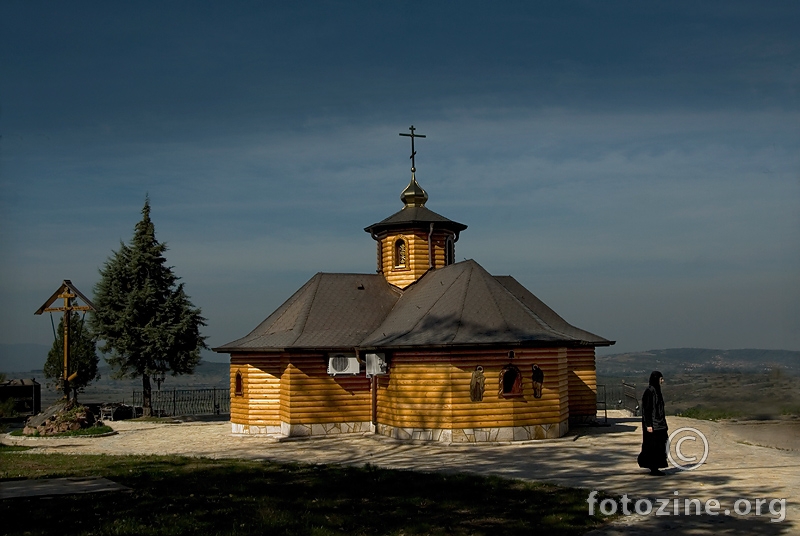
[35,280,95,399]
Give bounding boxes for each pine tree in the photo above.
[90,197,207,415]
[43,311,100,401]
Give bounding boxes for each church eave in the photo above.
[215,345,362,354]
[364,207,467,235]
[359,339,613,352]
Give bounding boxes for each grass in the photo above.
[0,453,616,536]
[781,405,800,416]
[676,405,742,421]
[9,425,115,437]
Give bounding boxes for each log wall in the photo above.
[376,348,569,430]
[280,353,371,425]
[567,347,597,419]
[229,345,593,438]
[230,355,282,427]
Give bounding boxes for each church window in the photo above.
[394,238,407,268]
[235,370,243,396]
[445,236,455,266]
[499,365,523,397]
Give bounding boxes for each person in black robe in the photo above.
[637,370,668,476]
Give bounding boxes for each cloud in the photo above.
[2,3,798,358]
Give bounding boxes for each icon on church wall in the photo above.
[470,365,486,402]
[532,364,544,399]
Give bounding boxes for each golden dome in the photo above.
[400,173,428,207]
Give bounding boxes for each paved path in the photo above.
[0,476,129,499]
[4,414,799,535]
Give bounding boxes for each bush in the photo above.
[0,397,17,418]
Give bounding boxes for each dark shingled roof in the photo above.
[215,260,613,352]
[214,273,401,352]
[364,206,467,236]
[360,260,612,348]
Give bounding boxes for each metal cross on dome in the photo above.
[399,125,426,172]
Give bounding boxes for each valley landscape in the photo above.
[597,348,800,419]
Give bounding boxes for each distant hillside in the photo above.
[598,348,800,418]
[597,348,800,377]
[0,343,225,376]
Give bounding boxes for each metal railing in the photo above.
[597,381,639,416]
[622,381,639,416]
[595,384,608,422]
[132,388,230,416]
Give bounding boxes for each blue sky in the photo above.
[1,1,799,366]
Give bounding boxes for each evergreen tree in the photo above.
[43,311,100,401]
[91,197,207,415]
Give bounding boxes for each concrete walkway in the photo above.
[4,413,798,535]
[0,476,129,499]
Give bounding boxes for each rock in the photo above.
[25,400,71,429]
[22,400,98,436]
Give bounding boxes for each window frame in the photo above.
[498,365,524,398]
[394,237,408,269]
[234,370,244,397]
[445,235,455,266]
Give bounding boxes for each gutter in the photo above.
[428,223,435,269]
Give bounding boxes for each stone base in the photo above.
[231,422,282,435]
[375,420,569,442]
[282,421,372,437]
[231,421,371,437]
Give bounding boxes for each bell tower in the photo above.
[364,126,467,289]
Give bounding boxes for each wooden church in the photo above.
[214,129,614,441]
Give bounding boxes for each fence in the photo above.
[597,381,640,416]
[132,388,230,417]
[621,381,639,415]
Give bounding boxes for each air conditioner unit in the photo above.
[327,354,360,376]
[365,353,388,377]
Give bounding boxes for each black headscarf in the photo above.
[649,370,664,399]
